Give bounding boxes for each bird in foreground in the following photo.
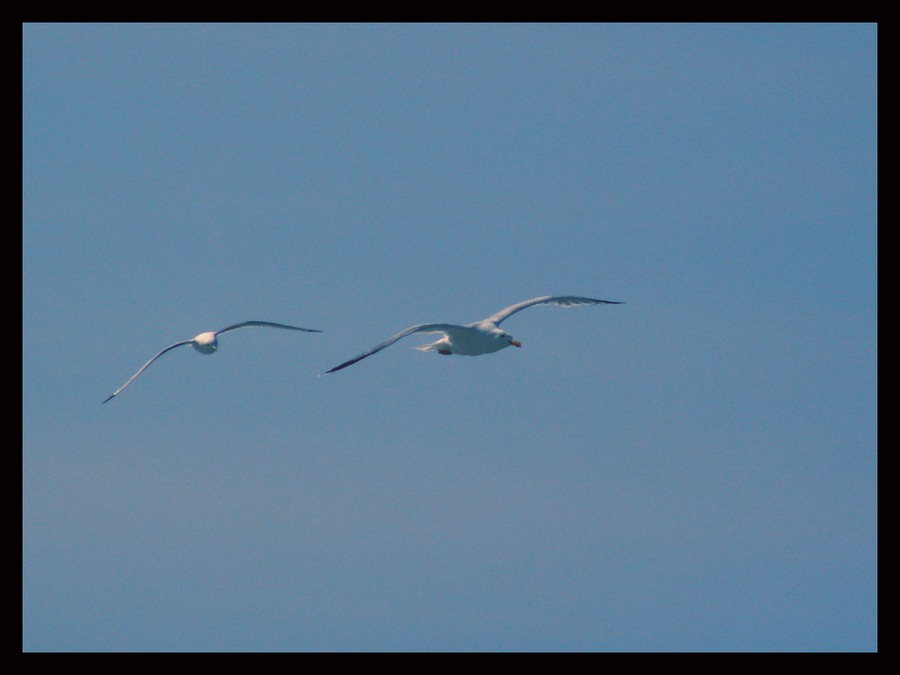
[323,295,623,374]
[102,321,321,403]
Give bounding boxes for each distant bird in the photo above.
[324,295,622,374]
[103,321,321,403]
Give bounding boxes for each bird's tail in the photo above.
[414,338,447,353]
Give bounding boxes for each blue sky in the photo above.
[22,23,877,651]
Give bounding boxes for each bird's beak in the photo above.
[510,339,522,348]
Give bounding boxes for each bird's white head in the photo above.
[191,331,219,354]
[493,327,522,349]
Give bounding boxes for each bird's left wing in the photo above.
[102,339,194,403]
[324,323,457,374]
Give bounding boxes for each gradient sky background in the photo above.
[22,23,877,652]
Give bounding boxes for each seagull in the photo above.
[103,321,321,403]
[323,295,623,374]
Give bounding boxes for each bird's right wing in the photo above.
[102,340,193,403]
[484,295,624,326]
[216,320,321,335]
[323,323,458,374]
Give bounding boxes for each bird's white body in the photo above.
[414,322,521,356]
[191,332,219,354]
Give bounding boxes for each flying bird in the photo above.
[323,295,622,374]
[103,321,321,403]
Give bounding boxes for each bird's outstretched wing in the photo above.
[102,340,194,403]
[482,295,624,326]
[324,323,459,374]
[216,320,321,336]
